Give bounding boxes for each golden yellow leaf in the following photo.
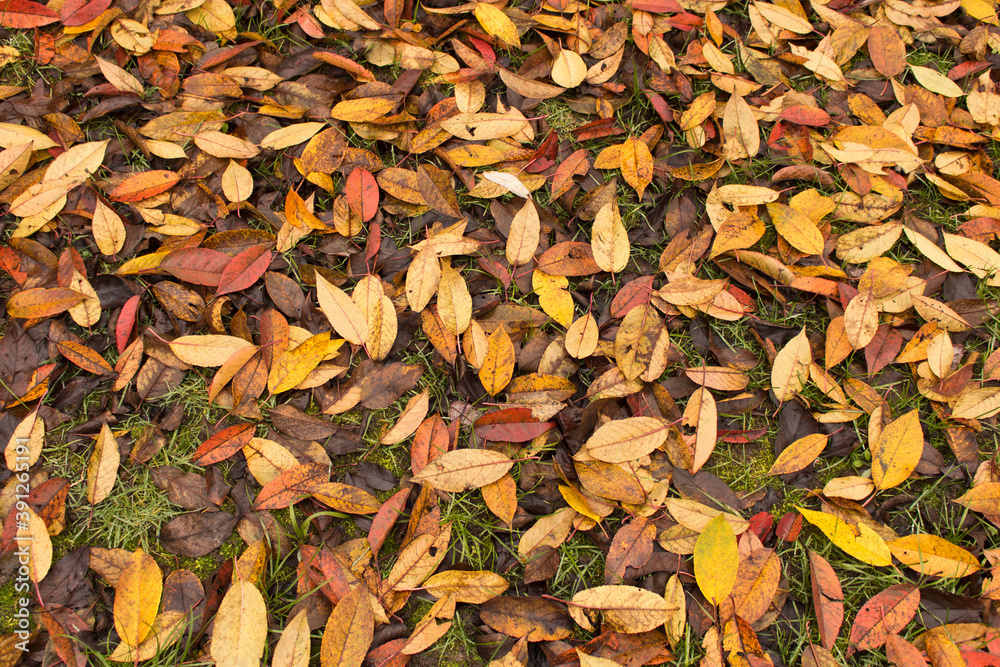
[709,211,764,258]
[620,137,653,199]
[479,326,515,395]
[114,549,162,650]
[382,390,430,445]
[694,515,738,606]
[92,199,127,256]
[222,160,253,203]
[352,275,396,359]
[4,408,42,470]
[888,534,980,578]
[798,507,892,566]
[569,585,673,633]
[533,270,573,327]
[473,2,520,48]
[767,202,824,255]
[169,335,254,367]
[870,409,922,490]
[768,434,827,476]
[272,609,311,667]
[844,290,878,350]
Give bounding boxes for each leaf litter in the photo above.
[1,0,1000,665]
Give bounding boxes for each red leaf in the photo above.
[217,245,272,296]
[626,0,683,11]
[610,276,655,319]
[864,324,903,375]
[161,248,232,287]
[0,0,58,28]
[191,423,255,465]
[411,415,448,475]
[647,92,674,125]
[808,551,844,651]
[116,294,141,353]
[778,105,832,127]
[367,487,409,558]
[848,584,920,655]
[474,408,554,442]
[364,218,381,263]
[108,170,180,203]
[0,247,25,285]
[346,168,379,222]
[59,0,111,26]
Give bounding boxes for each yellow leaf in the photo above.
[437,265,472,335]
[194,131,259,159]
[888,534,980,578]
[272,609,311,667]
[4,409,42,470]
[473,2,520,48]
[16,508,51,584]
[694,515,738,606]
[844,290,878,350]
[565,313,599,359]
[592,200,629,273]
[952,387,1000,420]
[870,409,922,490]
[767,433,827,476]
[709,211,764,258]
[410,449,514,492]
[910,65,964,98]
[169,335,254,367]
[222,160,253,203]
[212,579,267,667]
[382,390,430,444]
[331,97,397,122]
[767,202,824,255]
[91,199,125,255]
[771,328,811,402]
[353,275,396,359]
[479,326,515,395]
[797,507,892,566]
[506,198,540,266]
[533,270,573,327]
[95,56,143,94]
[722,93,760,161]
[114,549,162,650]
[685,387,717,474]
[87,423,120,505]
[580,416,668,463]
[944,232,1000,286]
[620,137,653,199]
[551,49,587,88]
[569,585,672,633]
[316,274,368,346]
[406,247,441,312]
